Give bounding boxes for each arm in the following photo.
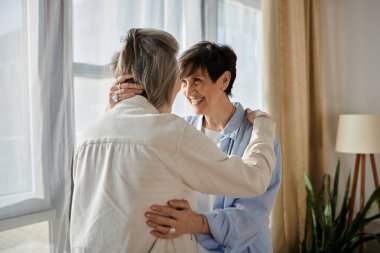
[196,199,267,252]
[144,112,277,240]
[145,199,269,244]
[178,116,276,197]
[145,139,281,245]
[197,138,282,250]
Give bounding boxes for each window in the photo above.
[73,0,263,137]
[0,0,32,202]
[0,0,47,221]
[217,0,263,110]
[72,0,196,137]
[0,1,263,251]
[0,1,74,252]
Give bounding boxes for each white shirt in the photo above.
[197,127,221,213]
[70,96,276,253]
[198,127,221,253]
[202,127,221,148]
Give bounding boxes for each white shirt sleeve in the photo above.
[177,117,276,198]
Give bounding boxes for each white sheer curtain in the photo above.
[0,0,74,252]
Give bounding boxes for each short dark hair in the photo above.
[179,41,237,96]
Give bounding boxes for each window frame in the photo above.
[0,0,50,221]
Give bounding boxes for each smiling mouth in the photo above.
[189,97,204,106]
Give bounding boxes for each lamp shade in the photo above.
[336,114,380,154]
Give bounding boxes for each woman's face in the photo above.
[180,68,227,115]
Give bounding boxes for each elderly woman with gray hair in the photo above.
[70,28,276,253]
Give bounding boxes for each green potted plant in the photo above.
[302,161,380,253]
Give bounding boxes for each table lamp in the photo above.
[335,114,380,224]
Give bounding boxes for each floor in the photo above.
[0,221,49,253]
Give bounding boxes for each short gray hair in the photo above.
[111,28,179,109]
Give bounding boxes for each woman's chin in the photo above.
[192,108,202,115]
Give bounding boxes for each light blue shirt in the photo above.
[185,102,282,253]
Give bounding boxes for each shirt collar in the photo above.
[221,102,244,140]
[195,115,203,130]
[193,102,245,141]
[116,96,159,114]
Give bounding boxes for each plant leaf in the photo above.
[323,202,333,251]
[336,173,351,243]
[331,161,340,221]
[350,187,380,233]
[352,232,380,250]
[302,161,380,253]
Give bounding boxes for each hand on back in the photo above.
[144,199,209,239]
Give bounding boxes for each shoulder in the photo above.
[167,114,192,131]
[77,112,189,150]
[76,112,114,146]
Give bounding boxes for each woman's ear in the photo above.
[221,71,231,91]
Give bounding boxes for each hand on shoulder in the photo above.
[245,108,273,124]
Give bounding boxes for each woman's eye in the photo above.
[193,79,202,85]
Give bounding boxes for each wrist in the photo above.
[197,214,210,234]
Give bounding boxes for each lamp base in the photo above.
[347,154,380,253]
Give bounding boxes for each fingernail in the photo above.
[151,206,157,211]
[145,213,150,217]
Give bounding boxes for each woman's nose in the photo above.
[182,83,192,95]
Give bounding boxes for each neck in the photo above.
[203,99,235,131]
[157,103,171,114]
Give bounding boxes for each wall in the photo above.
[320,0,380,251]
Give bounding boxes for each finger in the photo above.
[117,93,137,101]
[108,100,116,108]
[115,88,143,95]
[114,89,125,95]
[167,199,190,209]
[120,83,144,90]
[150,230,179,240]
[117,74,134,83]
[246,109,271,121]
[109,82,121,92]
[150,205,179,219]
[246,109,259,123]
[254,110,270,119]
[246,109,262,118]
[145,211,176,226]
[146,220,170,234]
